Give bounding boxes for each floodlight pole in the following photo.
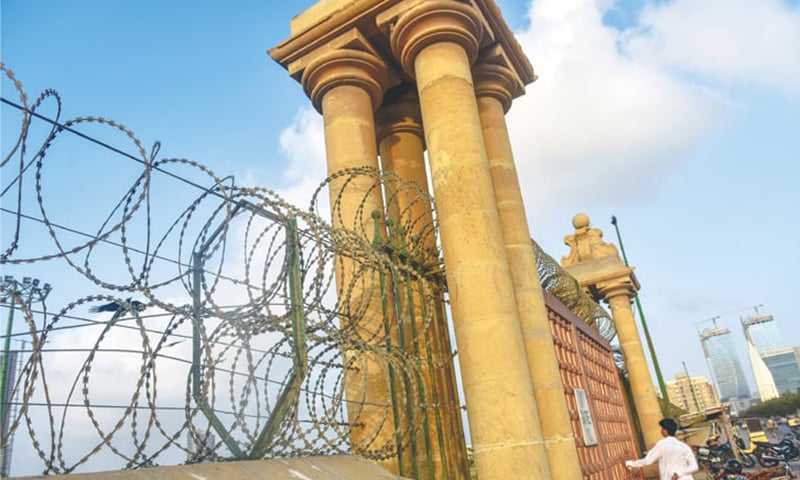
[683,361,701,412]
[610,215,670,408]
[0,275,51,476]
[0,294,15,426]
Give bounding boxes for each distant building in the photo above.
[700,327,751,402]
[762,347,800,395]
[666,373,720,412]
[727,397,754,416]
[746,338,779,401]
[743,314,782,354]
[742,314,800,399]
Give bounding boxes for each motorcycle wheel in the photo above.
[755,447,779,468]
[787,446,799,461]
[739,452,756,468]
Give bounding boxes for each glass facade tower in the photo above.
[742,314,800,397]
[700,327,751,402]
[743,315,782,354]
[762,348,800,395]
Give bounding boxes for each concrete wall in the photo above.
[13,456,411,480]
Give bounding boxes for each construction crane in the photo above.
[724,304,764,319]
[693,315,721,335]
[693,305,765,334]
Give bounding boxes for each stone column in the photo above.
[600,281,663,449]
[390,3,553,479]
[474,63,584,479]
[301,49,400,471]
[376,95,428,218]
[376,95,435,479]
[302,49,388,237]
[376,95,469,480]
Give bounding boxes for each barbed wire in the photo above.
[532,239,616,340]
[0,62,453,475]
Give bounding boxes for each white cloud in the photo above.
[621,0,800,99]
[276,107,329,217]
[266,0,800,239]
[507,0,725,229]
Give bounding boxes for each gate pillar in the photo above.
[474,60,584,480]
[376,93,452,480]
[301,49,400,472]
[389,3,552,479]
[271,1,559,478]
[561,213,663,450]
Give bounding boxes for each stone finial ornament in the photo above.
[561,213,619,266]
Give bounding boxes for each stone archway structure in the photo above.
[269,2,582,479]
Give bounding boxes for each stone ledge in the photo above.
[13,455,412,480]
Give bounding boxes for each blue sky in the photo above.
[2,0,800,473]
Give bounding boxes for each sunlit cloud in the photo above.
[621,0,800,99]
[276,107,328,217]
[507,0,724,231]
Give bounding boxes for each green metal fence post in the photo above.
[610,215,670,408]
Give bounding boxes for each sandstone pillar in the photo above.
[390,3,552,479]
[474,62,584,479]
[601,282,664,449]
[376,94,428,218]
[302,49,388,236]
[301,50,399,471]
[561,213,663,450]
[376,95,437,479]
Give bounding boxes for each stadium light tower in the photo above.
[0,275,51,476]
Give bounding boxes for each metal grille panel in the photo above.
[545,291,643,480]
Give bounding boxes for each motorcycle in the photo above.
[709,458,797,480]
[693,439,757,472]
[708,459,749,480]
[752,437,800,467]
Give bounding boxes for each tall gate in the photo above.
[546,291,643,479]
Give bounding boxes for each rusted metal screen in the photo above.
[545,291,643,480]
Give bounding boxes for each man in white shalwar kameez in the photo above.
[626,418,698,480]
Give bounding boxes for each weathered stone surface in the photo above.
[13,456,411,480]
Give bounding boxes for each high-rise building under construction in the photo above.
[700,327,751,402]
[742,314,800,399]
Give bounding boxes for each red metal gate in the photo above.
[545,291,643,479]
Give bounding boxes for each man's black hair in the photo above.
[659,418,678,436]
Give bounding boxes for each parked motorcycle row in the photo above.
[692,425,800,477]
[692,439,755,473]
[751,436,799,467]
[705,458,795,480]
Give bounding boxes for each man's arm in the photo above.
[626,441,663,468]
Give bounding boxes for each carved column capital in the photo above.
[473,63,516,113]
[301,49,388,113]
[375,91,424,143]
[390,1,483,77]
[596,276,637,302]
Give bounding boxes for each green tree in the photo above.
[739,391,800,418]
